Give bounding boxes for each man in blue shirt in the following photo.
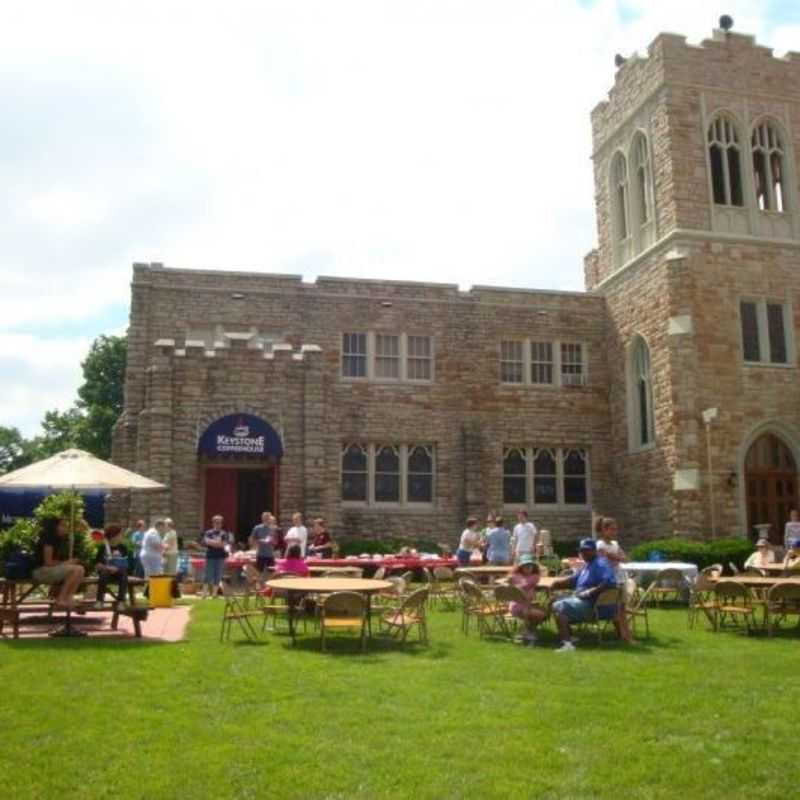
[550,538,617,652]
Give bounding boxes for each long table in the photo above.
[190,555,459,577]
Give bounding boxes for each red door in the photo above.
[204,468,238,532]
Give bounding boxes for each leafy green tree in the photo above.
[0,426,30,474]
[24,408,86,461]
[75,335,127,459]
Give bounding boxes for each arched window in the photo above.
[630,336,655,448]
[632,133,653,228]
[611,152,630,242]
[752,120,787,213]
[708,115,744,207]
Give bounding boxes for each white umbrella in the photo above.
[0,448,166,555]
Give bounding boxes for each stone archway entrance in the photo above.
[197,413,283,543]
[745,432,798,544]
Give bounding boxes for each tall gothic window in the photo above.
[752,120,787,213]
[708,115,743,207]
[611,151,629,242]
[631,133,653,229]
[630,336,655,448]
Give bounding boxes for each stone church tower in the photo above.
[586,25,800,543]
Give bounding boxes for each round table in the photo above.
[265,577,393,643]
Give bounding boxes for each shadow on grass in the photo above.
[0,636,173,651]
[474,627,684,655]
[268,630,452,660]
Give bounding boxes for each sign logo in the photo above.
[198,413,284,459]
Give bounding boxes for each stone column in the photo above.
[301,345,325,516]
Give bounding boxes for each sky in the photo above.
[1,1,798,437]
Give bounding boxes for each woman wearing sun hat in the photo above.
[508,555,547,645]
[744,538,775,569]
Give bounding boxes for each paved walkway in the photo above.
[2,605,192,642]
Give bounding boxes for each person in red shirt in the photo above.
[307,517,334,559]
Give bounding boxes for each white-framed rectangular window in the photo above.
[340,333,434,383]
[739,298,793,366]
[341,443,436,506]
[500,340,524,383]
[499,339,588,387]
[530,341,554,385]
[560,343,585,386]
[502,445,590,508]
[342,333,368,378]
[375,334,401,379]
[407,336,432,381]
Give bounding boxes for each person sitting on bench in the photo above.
[94,525,129,609]
[32,517,85,611]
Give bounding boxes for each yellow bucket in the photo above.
[148,575,174,608]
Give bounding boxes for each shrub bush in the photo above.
[0,491,95,576]
[337,537,441,557]
[629,537,753,570]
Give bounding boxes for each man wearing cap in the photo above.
[549,538,617,652]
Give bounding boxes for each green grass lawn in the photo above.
[0,600,796,800]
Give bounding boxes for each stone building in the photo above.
[113,24,800,547]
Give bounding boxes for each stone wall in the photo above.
[113,265,610,546]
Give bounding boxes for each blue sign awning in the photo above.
[197,414,283,460]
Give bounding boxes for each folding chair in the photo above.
[765,582,800,636]
[219,583,262,642]
[586,588,621,643]
[488,585,527,640]
[459,579,499,636]
[431,567,459,610]
[624,579,651,638]
[648,568,687,606]
[380,588,430,644]
[687,573,717,629]
[713,580,757,634]
[319,592,367,652]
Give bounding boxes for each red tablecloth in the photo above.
[306,557,458,570]
[190,556,458,570]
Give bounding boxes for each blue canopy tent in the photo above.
[0,487,107,529]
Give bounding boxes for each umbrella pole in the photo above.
[69,489,75,560]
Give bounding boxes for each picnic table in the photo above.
[265,577,393,644]
[0,576,147,639]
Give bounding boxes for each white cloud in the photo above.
[0,1,795,434]
[0,334,92,435]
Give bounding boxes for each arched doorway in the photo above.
[197,414,283,542]
[745,433,798,544]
